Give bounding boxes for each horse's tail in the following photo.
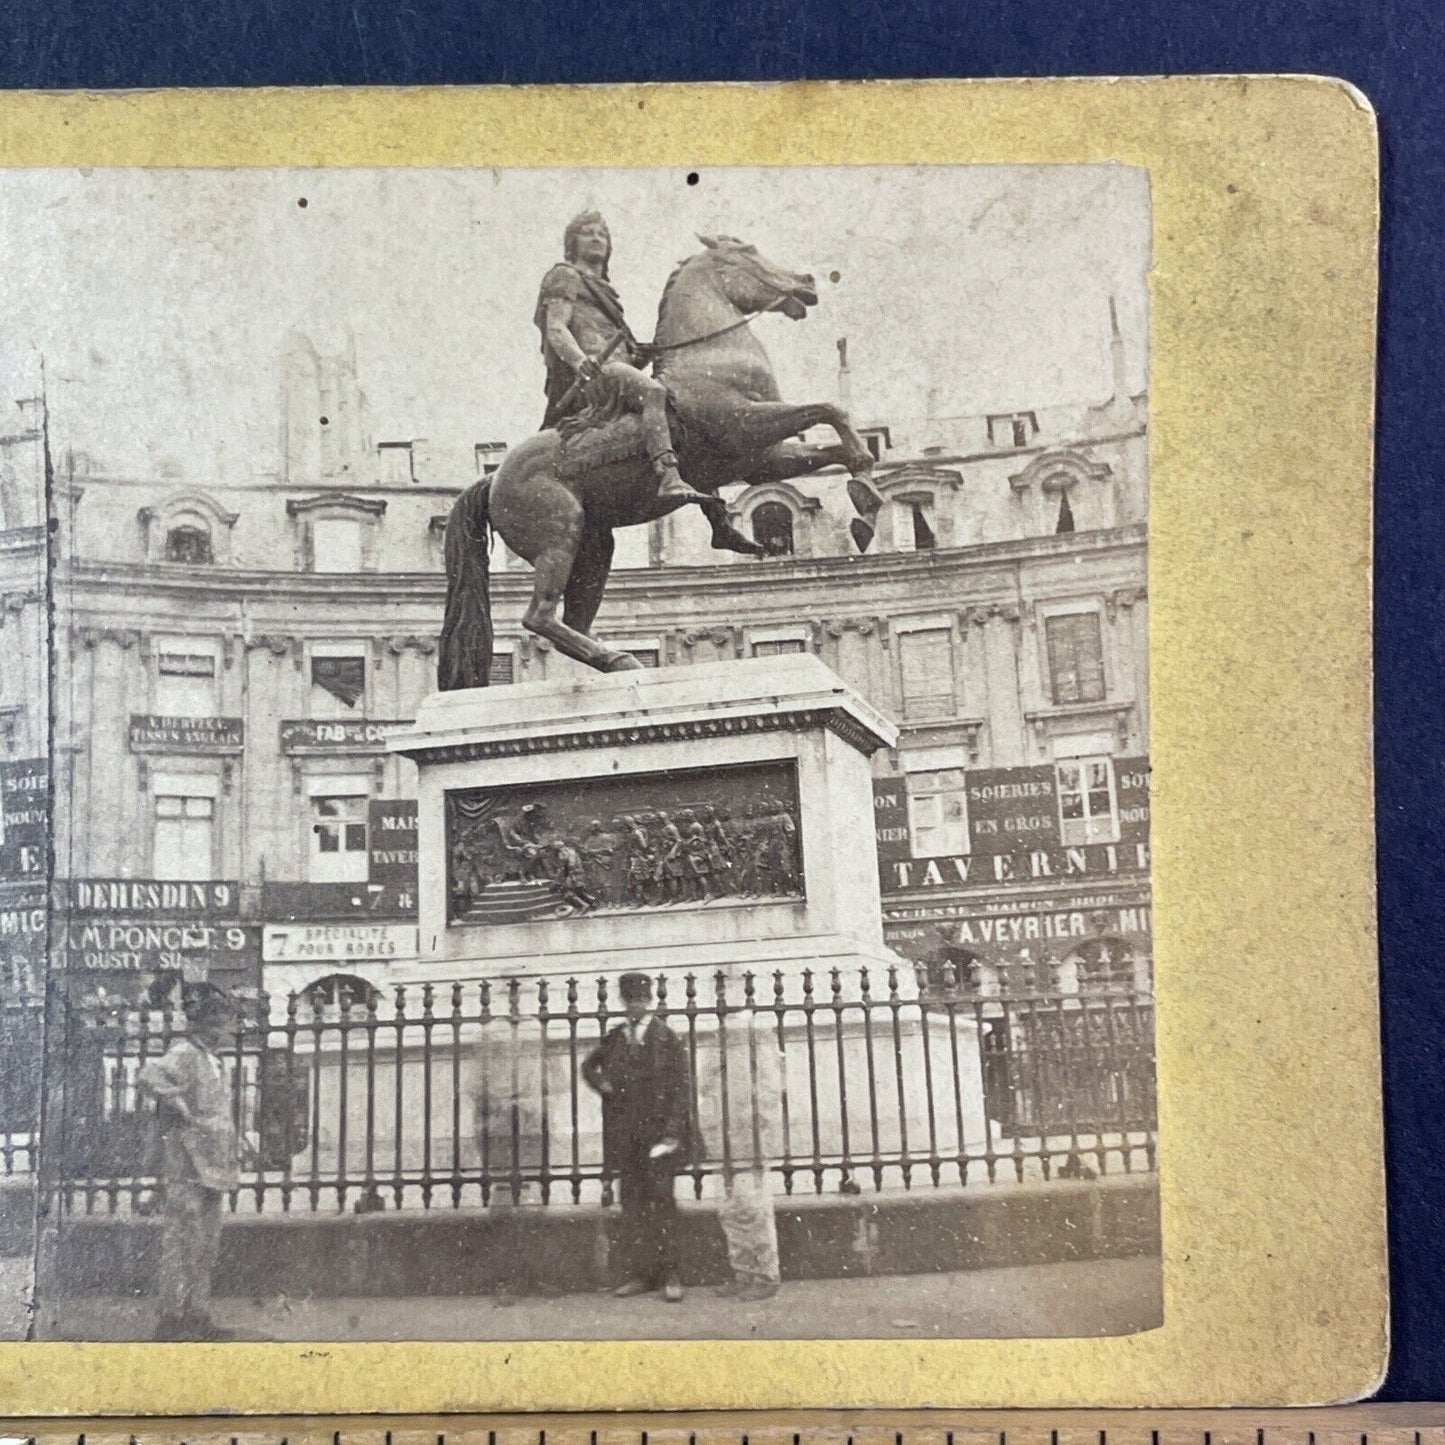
[437,479,494,690]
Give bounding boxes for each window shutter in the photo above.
[1045,614,1105,705]
[489,652,514,685]
[311,656,365,708]
[898,629,955,721]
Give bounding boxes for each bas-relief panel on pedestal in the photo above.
[445,760,804,924]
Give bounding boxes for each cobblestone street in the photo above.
[35,1254,1161,1341]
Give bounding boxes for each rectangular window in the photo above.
[893,497,936,552]
[624,648,660,668]
[378,442,414,485]
[475,442,507,477]
[1056,755,1119,845]
[1045,612,1107,705]
[153,794,215,880]
[490,651,515,685]
[988,411,1038,448]
[310,649,366,718]
[860,427,891,461]
[751,638,807,658]
[897,628,956,722]
[309,793,370,882]
[156,649,217,717]
[905,768,968,857]
[312,517,363,573]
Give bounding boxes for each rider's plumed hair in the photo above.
[564,210,612,280]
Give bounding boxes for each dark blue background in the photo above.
[7,0,1443,1400]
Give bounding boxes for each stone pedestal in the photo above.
[382,658,987,1191]
[387,655,902,991]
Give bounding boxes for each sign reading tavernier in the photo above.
[447,760,804,923]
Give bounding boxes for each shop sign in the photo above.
[260,881,417,921]
[966,765,1059,853]
[885,901,1151,961]
[872,777,911,868]
[0,757,48,883]
[0,883,47,996]
[128,715,244,751]
[1117,756,1151,843]
[882,839,1151,894]
[368,800,418,886]
[279,719,410,752]
[61,919,262,986]
[262,921,418,964]
[62,878,241,918]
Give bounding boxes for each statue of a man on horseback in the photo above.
[535,211,707,513]
[437,221,885,689]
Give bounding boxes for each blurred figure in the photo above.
[137,985,241,1341]
[702,1007,784,1301]
[475,1016,546,1305]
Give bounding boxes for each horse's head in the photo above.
[697,234,818,320]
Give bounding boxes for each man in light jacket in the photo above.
[137,985,241,1341]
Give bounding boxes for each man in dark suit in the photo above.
[582,971,701,1302]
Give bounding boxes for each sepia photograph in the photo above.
[0,161,1156,1343]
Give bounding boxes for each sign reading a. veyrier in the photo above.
[883,905,1152,968]
[279,720,410,752]
[129,715,244,751]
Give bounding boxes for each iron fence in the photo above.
[36,966,1156,1215]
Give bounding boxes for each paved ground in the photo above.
[34,1254,1161,1341]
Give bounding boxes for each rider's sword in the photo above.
[552,328,633,418]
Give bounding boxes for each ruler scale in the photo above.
[3,1411,1444,1445]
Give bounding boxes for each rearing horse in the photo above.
[438,235,883,686]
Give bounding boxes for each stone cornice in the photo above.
[56,523,1147,607]
[400,705,889,767]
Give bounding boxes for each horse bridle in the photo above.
[641,253,806,357]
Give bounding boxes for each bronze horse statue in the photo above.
[438,235,883,686]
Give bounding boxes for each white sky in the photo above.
[0,165,1150,483]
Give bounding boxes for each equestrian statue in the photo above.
[437,210,884,687]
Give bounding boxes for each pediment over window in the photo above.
[285,493,388,519]
[734,481,824,558]
[138,490,240,565]
[1008,449,1112,495]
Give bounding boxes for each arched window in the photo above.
[1055,492,1076,534]
[751,501,794,556]
[165,523,214,564]
[299,973,382,1016]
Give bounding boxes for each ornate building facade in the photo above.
[16,324,1149,1008]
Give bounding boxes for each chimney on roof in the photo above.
[1109,295,1128,405]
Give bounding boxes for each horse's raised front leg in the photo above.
[714,399,884,550]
